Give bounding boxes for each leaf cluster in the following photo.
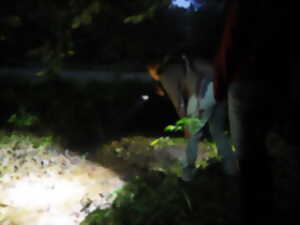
[7,109,39,128]
[165,117,205,134]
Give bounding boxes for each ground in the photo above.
[0,133,219,225]
[1,71,299,225]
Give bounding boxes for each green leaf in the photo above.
[164,125,176,132]
[150,138,160,146]
[124,14,145,24]
[174,117,205,135]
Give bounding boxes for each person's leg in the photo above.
[181,131,204,182]
[228,81,274,224]
[209,101,239,176]
[182,81,217,181]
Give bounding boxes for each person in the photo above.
[147,53,239,182]
[214,1,299,223]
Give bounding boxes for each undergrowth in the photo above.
[0,130,54,151]
[80,168,233,225]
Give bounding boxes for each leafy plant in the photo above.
[149,136,175,149]
[7,109,39,128]
[150,117,205,150]
[165,117,205,135]
[0,130,54,152]
[80,174,192,225]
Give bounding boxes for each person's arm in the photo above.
[214,0,239,102]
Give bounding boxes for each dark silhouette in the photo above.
[215,1,300,224]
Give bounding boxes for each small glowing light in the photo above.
[141,95,149,101]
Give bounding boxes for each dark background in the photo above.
[0,0,224,148]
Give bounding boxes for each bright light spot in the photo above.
[172,0,191,8]
[170,0,203,10]
[1,175,87,225]
[141,95,149,101]
[4,175,85,209]
[0,165,125,225]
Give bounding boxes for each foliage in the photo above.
[123,5,158,24]
[148,115,219,174]
[0,0,172,69]
[0,0,223,69]
[150,116,206,153]
[165,117,205,134]
[149,136,175,149]
[80,157,242,225]
[7,109,39,128]
[81,174,193,225]
[0,130,54,152]
[0,76,173,149]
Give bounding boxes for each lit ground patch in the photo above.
[0,135,218,225]
[0,146,125,225]
[98,136,217,176]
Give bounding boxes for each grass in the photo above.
[0,130,54,151]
